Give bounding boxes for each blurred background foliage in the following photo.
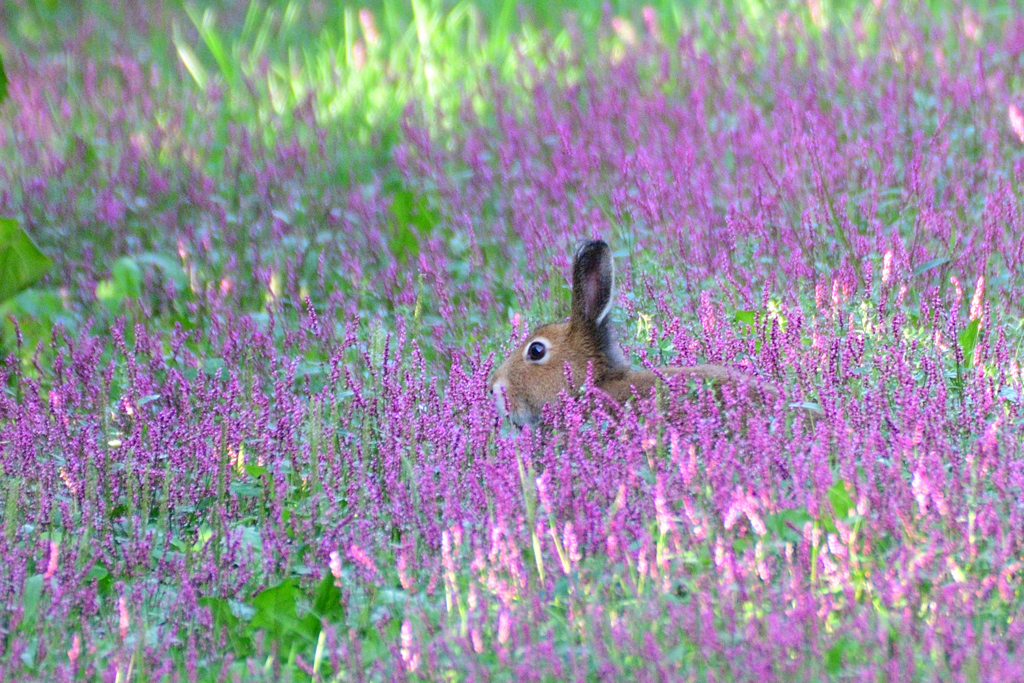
[1,0,1017,208]
[1,0,1022,366]
[4,0,1017,148]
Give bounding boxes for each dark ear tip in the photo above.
[574,239,609,263]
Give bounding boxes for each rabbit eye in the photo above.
[527,341,547,362]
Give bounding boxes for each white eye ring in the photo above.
[523,337,551,364]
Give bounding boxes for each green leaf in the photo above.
[21,574,44,629]
[136,252,189,290]
[789,401,824,414]
[95,281,118,306]
[311,571,344,621]
[824,636,853,674]
[173,27,208,89]
[244,463,268,478]
[203,357,226,377]
[200,596,252,656]
[186,6,236,85]
[911,256,950,279]
[733,310,762,349]
[96,256,143,309]
[0,287,70,353]
[0,51,7,105]
[239,525,263,551]
[733,310,756,328]
[67,135,98,173]
[299,613,322,642]
[296,360,326,379]
[85,565,110,583]
[828,480,855,520]
[250,578,302,641]
[764,508,814,543]
[247,577,324,659]
[959,319,981,367]
[200,596,239,630]
[389,188,438,263]
[0,217,53,303]
[112,257,142,298]
[229,481,261,497]
[8,289,64,318]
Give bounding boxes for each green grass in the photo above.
[4,0,1013,175]
[2,1,1024,680]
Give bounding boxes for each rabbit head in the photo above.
[488,240,632,426]
[488,240,781,427]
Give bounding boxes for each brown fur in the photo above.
[488,240,780,426]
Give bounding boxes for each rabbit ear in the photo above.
[571,240,615,328]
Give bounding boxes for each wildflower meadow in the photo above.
[1,0,1024,680]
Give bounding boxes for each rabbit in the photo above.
[488,239,780,426]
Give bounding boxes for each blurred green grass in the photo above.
[2,0,1022,367]
[4,0,1018,167]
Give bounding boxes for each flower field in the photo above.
[1,1,1024,680]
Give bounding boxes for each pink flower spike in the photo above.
[68,633,81,665]
[44,539,59,580]
[1009,104,1024,143]
[118,595,129,639]
[329,550,343,580]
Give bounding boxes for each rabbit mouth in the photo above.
[508,409,539,428]
[490,379,540,427]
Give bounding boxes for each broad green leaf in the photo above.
[229,482,261,497]
[136,252,189,290]
[764,508,814,543]
[244,463,268,478]
[250,578,302,639]
[0,288,69,354]
[734,310,756,328]
[0,52,7,105]
[959,319,981,367]
[296,360,325,379]
[96,257,142,309]
[203,357,226,377]
[0,217,53,303]
[311,571,344,621]
[828,480,855,520]
[21,574,44,628]
[7,289,63,318]
[67,135,98,172]
[911,256,950,279]
[389,188,438,263]
[95,281,118,306]
[112,257,142,298]
[85,564,113,596]
[200,596,239,630]
[825,636,855,674]
[390,190,420,261]
[300,613,322,642]
[789,401,824,414]
[239,525,263,551]
[85,565,110,582]
[200,596,252,656]
[247,577,319,659]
